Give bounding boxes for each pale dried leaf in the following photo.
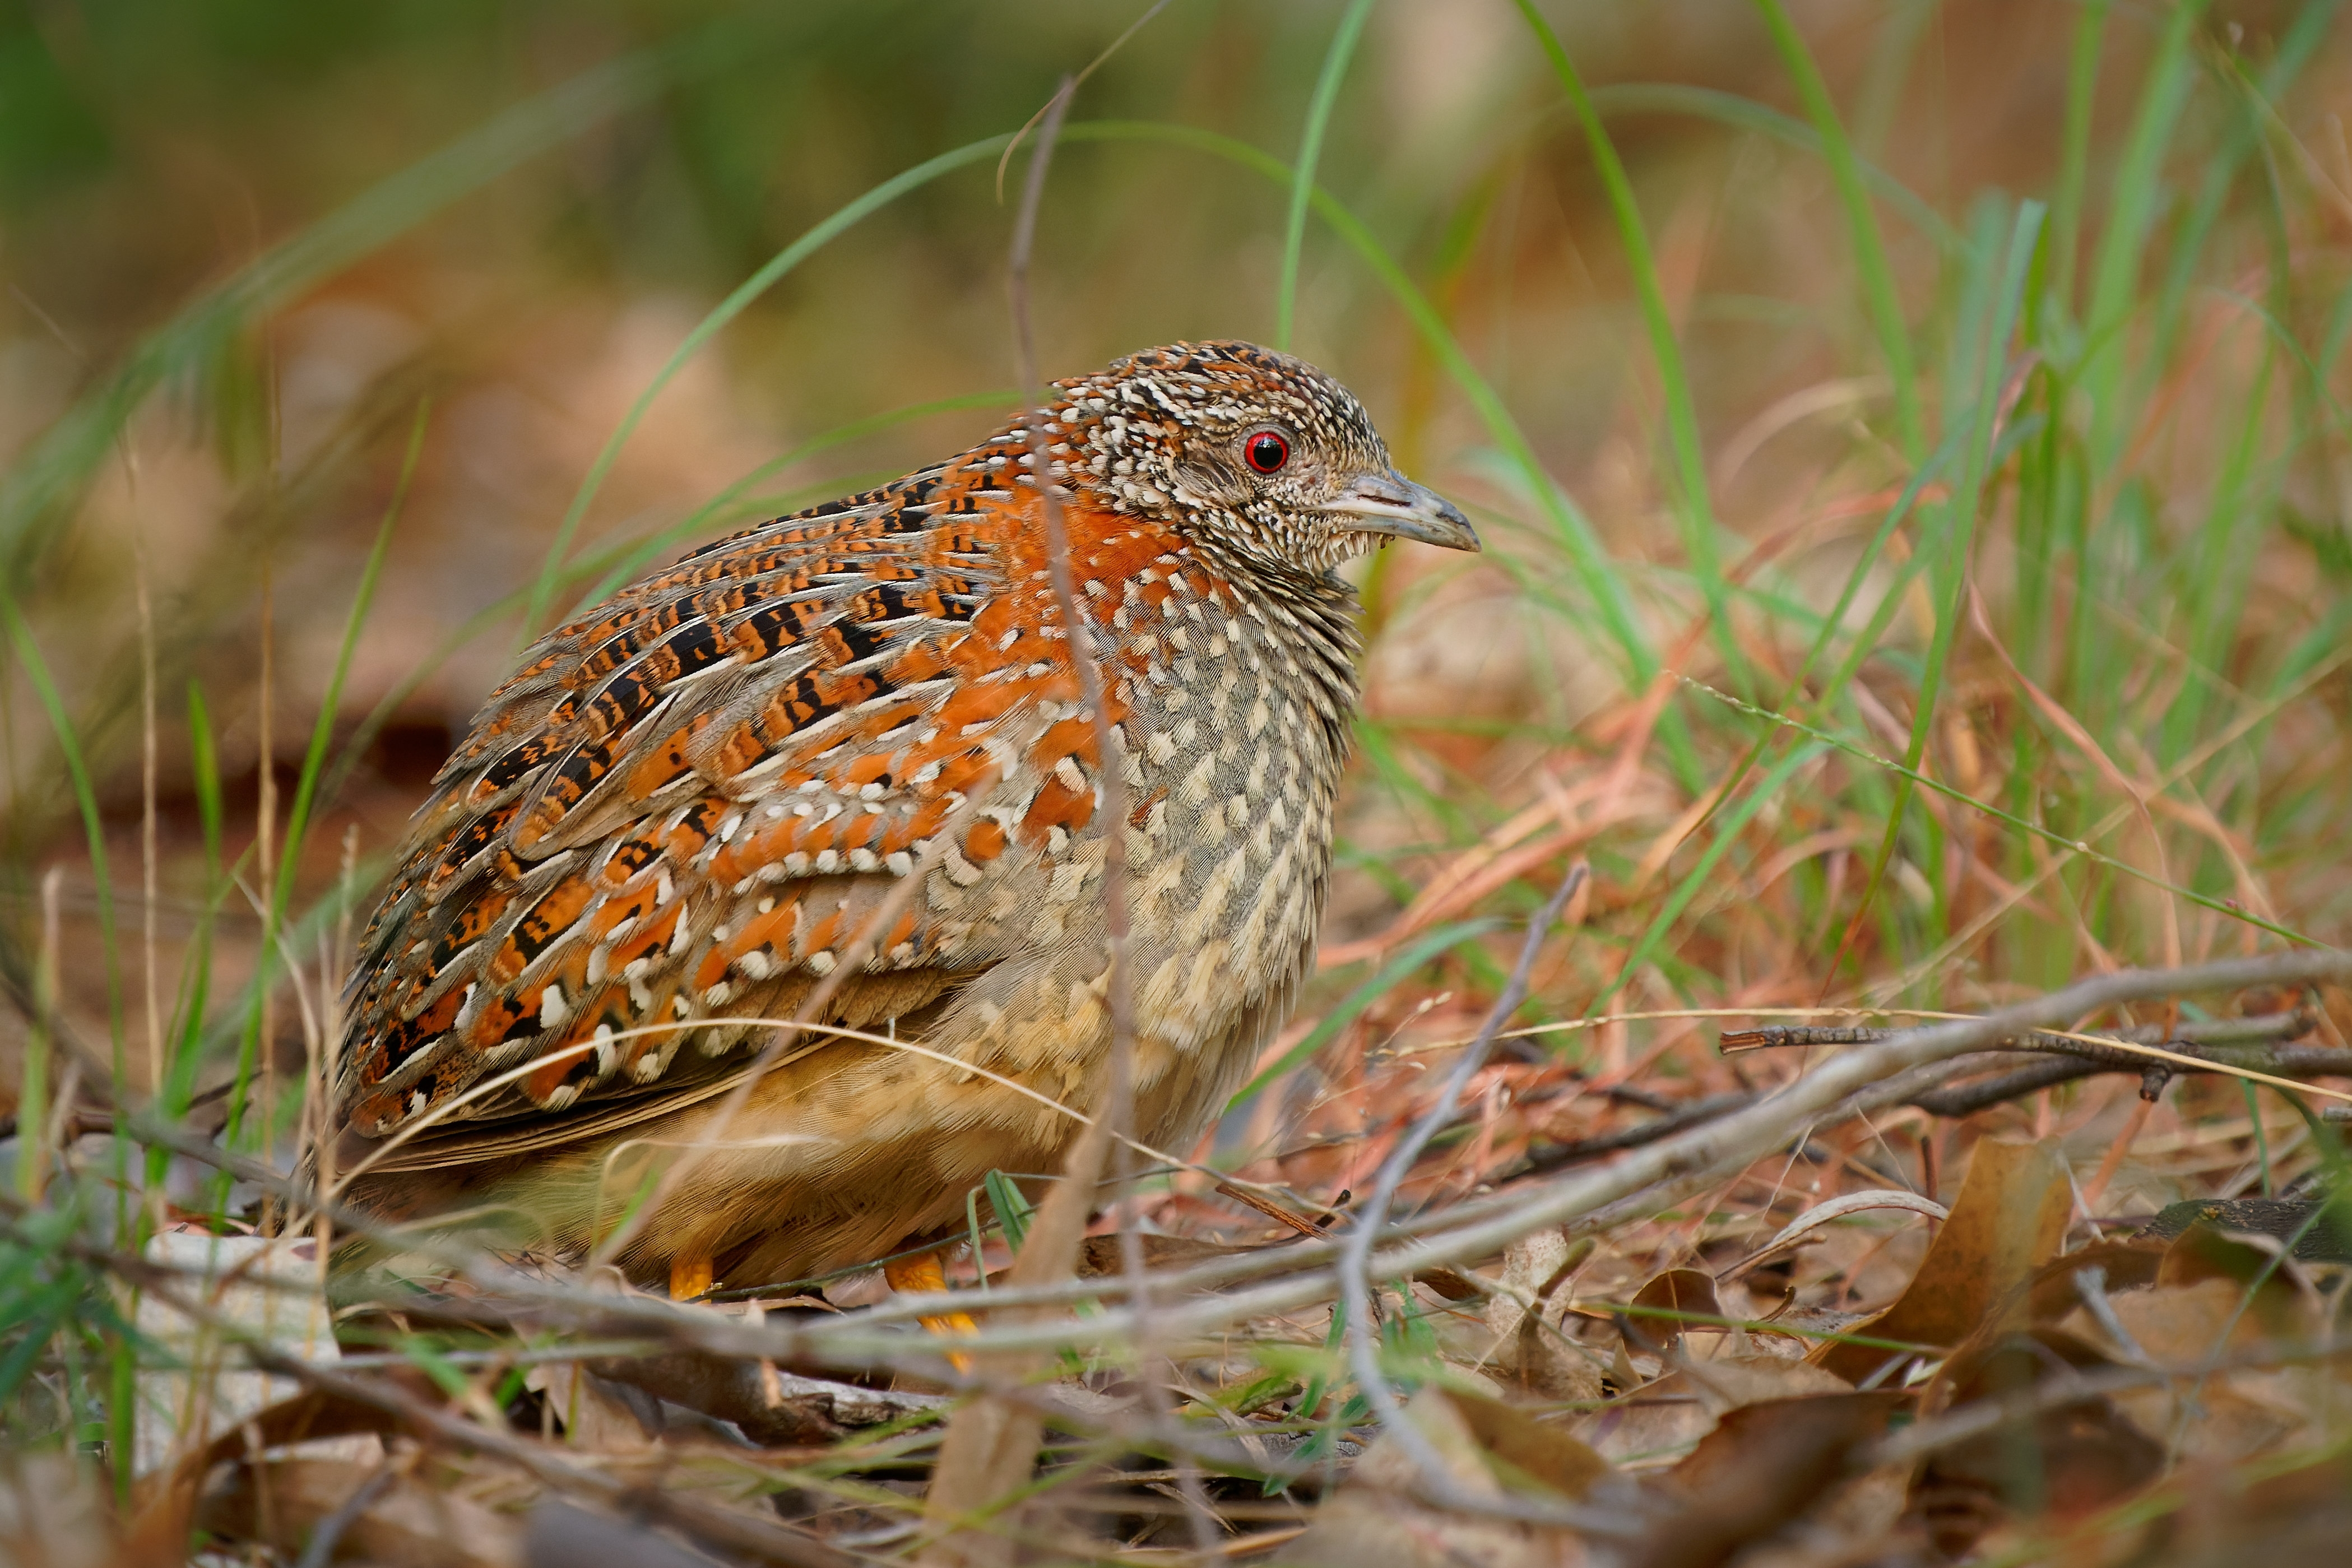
[1274,1388,1604,1568]
[196,1457,522,1567]
[1816,1138,2068,1384]
[1580,1357,1850,1467]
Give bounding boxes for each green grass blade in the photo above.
[1833,200,2045,978]
[1752,0,1922,457]
[2048,0,2112,311]
[985,1170,1034,1255]
[1583,83,1958,253]
[226,407,424,1157]
[0,592,122,1052]
[2081,0,2212,456]
[271,401,428,926]
[1852,1,1938,157]
[1227,920,1501,1112]
[518,136,1027,643]
[1589,743,1827,1014]
[1275,0,1376,351]
[1681,678,2319,948]
[142,681,228,1203]
[1515,0,1731,684]
[1647,421,1970,887]
[2145,3,2340,380]
[2163,347,2276,760]
[2244,1081,2272,1196]
[0,19,763,580]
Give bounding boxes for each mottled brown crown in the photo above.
[1034,341,1473,574]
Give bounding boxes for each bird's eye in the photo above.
[1244,429,1291,475]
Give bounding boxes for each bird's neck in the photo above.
[1045,504,1364,766]
[1181,536,1366,754]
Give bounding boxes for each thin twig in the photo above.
[868,948,2352,1356]
[290,1454,398,1568]
[1335,865,1634,1534]
[1510,1090,1756,1175]
[1518,1005,2340,1166]
[1728,1008,2352,1112]
[925,72,1193,1565]
[998,67,1207,1555]
[135,524,163,1111]
[258,563,279,1199]
[1723,1008,2316,1056]
[991,0,1175,200]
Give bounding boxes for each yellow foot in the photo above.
[669,1251,714,1301]
[883,1250,977,1369]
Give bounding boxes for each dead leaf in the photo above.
[196,1456,522,1567]
[2020,1239,2165,1323]
[127,1383,401,1555]
[1483,1230,1601,1402]
[1580,1357,1851,1468]
[2148,1449,2352,1565]
[1908,1332,2163,1559]
[2158,1222,2324,1334]
[1626,1269,1722,1358]
[129,1233,370,1478]
[529,1362,659,1450]
[1447,1388,1615,1500]
[2103,1275,2288,1367]
[0,1453,116,1568]
[1273,1388,1606,1568]
[2077,1277,2329,1463]
[1677,1356,1853,1416]
[1717,1189,1950,1283]
[1632,1392,1905,1568]
[1816,1138,2070,1384]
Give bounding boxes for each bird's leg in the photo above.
[669,1251,714,1301]
[884,1249,977,1366]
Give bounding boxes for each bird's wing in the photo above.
[336,444,1104,1153]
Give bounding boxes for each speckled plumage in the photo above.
[333,340,1475,1289]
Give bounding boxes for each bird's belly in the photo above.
[591,1019,1240,1284]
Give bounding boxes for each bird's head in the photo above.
[1039,340,1478,575]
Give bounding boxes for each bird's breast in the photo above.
[1098,558,1361,1062]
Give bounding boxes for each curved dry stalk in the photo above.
[1332,867,1619,1532]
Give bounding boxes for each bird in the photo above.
[330,340,1477,1303]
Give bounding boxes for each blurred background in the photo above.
[2,0,2348,1199]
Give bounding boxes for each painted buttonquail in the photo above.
[333,341,1477,1297]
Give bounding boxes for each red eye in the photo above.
[1244,430,1290,474]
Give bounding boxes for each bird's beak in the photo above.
[1323,471,1481,551]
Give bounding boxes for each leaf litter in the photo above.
[12,966,2340,1568]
